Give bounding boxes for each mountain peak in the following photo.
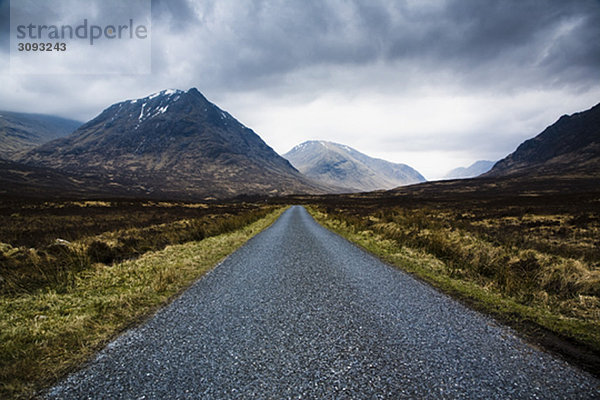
[84,87,235,135]
[129,89,183,103]
[186,87,202,96]
[284,140,425,192]
[126,87,211,105]
[290,140,355,154]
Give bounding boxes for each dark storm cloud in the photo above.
[3,0,599,93]
[151,0,599,93]
[151,0,200,32]
[432,0,600,90]
[1,0,151,57]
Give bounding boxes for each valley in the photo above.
[42,206,600,399]
[1,93,599,398]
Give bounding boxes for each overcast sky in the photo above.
[1,0,600,179]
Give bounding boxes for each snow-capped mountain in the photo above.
[17,88,327,199]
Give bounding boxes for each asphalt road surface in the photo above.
[46,206,600,399]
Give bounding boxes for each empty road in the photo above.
[46,206,600,399]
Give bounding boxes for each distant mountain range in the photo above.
[284,140,425,192]
[0,111,81,160]
[443,160,495,180]
[2,92,598,200]
[15,89,326,199]
[487,102,600,177]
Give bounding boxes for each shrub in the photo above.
[87,240,117,264]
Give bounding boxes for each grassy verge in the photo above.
[1,205,276,295]
[0,207,286,399]
[307,206,600,375]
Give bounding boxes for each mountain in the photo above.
[0,111,81,160]
[443,160,495,179]
[487,102,600,177]
[283,140,425,192]
[16,88,326,199]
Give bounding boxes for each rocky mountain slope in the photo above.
[0,111,81,160]
[17,89,326,199]
[487,102,600,177]
[284,140,425,192]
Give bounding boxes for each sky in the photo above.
[1,0,600,180]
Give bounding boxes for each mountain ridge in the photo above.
[486,102,600,177]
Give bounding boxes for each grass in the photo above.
[0,206,286,399]
[1,203,276,295]
[307,204,600,373]
[0,199,265,249]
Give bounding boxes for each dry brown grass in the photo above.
[307,195,600,365]
[1,202,277,295]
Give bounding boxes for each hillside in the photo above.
[444,160,495,179]
[487,103,600,177]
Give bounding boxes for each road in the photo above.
[46,206,600,399]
